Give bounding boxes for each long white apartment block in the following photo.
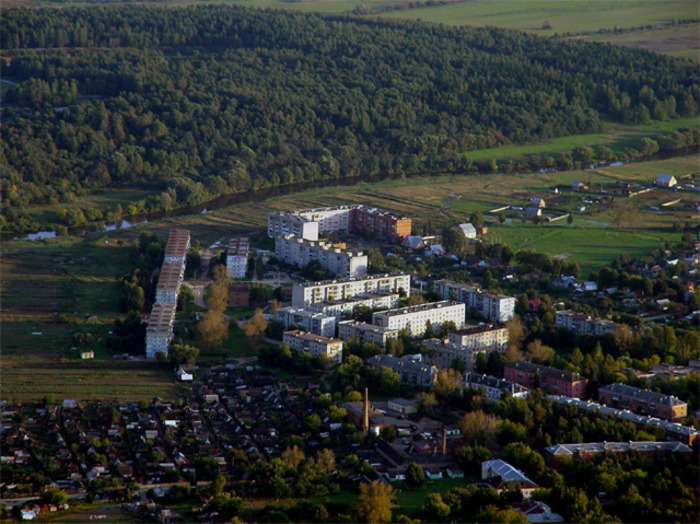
[433,280,515,322]
[268,207,353,241]
[372,301,466,337]
[226,237,249,279]
[155,261,185,304]
[309,292,400,320]
[283,330,343,363]
[146,302,177,358]
[275,234,368,277]
[276,307,337,338]
[555,310,618,336]
[292,273,410,308]
[163,229,191,263]
[337,320,399,348]
[448,324,509,352]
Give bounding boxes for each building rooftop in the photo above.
[375,301,463,318]
[599,382,687,407]
[465,373,529,395]
[546,441,691,455]
[338,320,398,334]
[506,361,586,383]
[156,262,184,293]
[147,303,177,334]
[228,237,250,256]
[313,292,398,308]
[164,229,190,258]
[368,354,437,375]
[283,330,341,344]
[451,323,506,336]
[297,272,409,288]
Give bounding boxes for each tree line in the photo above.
[1,5,698,232]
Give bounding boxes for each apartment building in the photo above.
[464,373,529,403]
[155,261,185,304]
[367,354,438,388]
[292,273,410,308]
[337,320,399,347]
[268,205,411,243]
[146,302,177,358]
[226,237,249,279]
[481,460,539,499]
[282,330,343,363]
[275,234,368,277]
[555,310,618,336]
[163,229,191,263]
[423,338,485,372]
[598,383,687,421]
[545,441,692,468]
[372,301,466,337]
[309,292,399,320]
[276,307,337,338]
[448,324,509,352]
[504,361,587,398]
[433,280,515,322]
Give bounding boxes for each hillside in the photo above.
[1,5,698,232]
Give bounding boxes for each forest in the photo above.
[1,5,698,231]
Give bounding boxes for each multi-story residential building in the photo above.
[163,229,191,263]
[155,261,185,304]
[275,234,368,277]
[598,383,687,421]
[309,292,399,320]
[372,301,465,337]
[146,302,177,358]
[367,354,438,388]
[481,460,539,499]
[276,307,337,338]
[226,237,249,279]
[545,441,692,468]
[268,205,411,243]
[549,395,698,445]
[228,283,249,307]
[282,330,343,363]
[504,361,587,398]
[433,280,515,322]
[464,373,529,403]
[554,310,618,336]
[337,320,399,347]
[423,338,486,371]
[292,273,410,308]
[448,324,509,352]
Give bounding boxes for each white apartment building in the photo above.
[423,338,485,371]
[555,310,618,336]
[309,292,400,320]
[448,324,509,352]
[275,234,368,278]
[372,301,466,337]
[276,307,337,338]
[433,280,515,322]
[283,330,343,363]
[292,273,410,308]
[155,261,185,304]
[337,320,399,348]
[146,302,177,358]
[163,229,191,263]
[268,206,354,240]
[464,373,529,403]
[226,237,249,279]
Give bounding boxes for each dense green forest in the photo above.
[1,5,698,231]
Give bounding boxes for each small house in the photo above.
[654,174,677,188]
[458,223,477,239]
[572,180,586,191]
[80,351,94,360]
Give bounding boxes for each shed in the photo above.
[458,223,477,239]
[654,174,677,187]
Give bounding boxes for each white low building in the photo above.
[146,302,177,358]
[226,237,249,279]
[309,292,399,320]
[275,234,368,278]
[464,373,529,403]
[283,330,343,363]
[337,320,399,347]
[276,307,337,338]
[292,273,410,308]
[433,280,515,322]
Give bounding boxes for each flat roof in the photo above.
[451,323,506,336]
[283,330,341,344]
[165,229,190,258]
[147,303,177,333]
[375,301,463,318]
[157,262,183,291]
[314,292,398,308]
[228,237,249,256]
[298,272,409,288]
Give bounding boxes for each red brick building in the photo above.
[228,283,249,307]
[504,361,587,399]
[350,206,412,243]
[598,383,687,421]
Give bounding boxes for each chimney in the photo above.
[363,388,369,433]
[442,428,447,455]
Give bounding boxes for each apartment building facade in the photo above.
[268,205,411,243]
[504,361,587,398]
[226,237,249,279]
[309,292,399,320]
[372,301,466,337]
[276,307,337,338]
[554,310,618,336]
[448,324,509,352]
[367,354,438,388]
[464,373,529,403]
[292,273,410,308]
[275,234,368,277]
[146,302,178,358]
[337,320,399,347]
[598,383,687,421]
[282,330,343,363]
[155,261,185,304]
[163,229,191,263]
[433,280,515,322]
